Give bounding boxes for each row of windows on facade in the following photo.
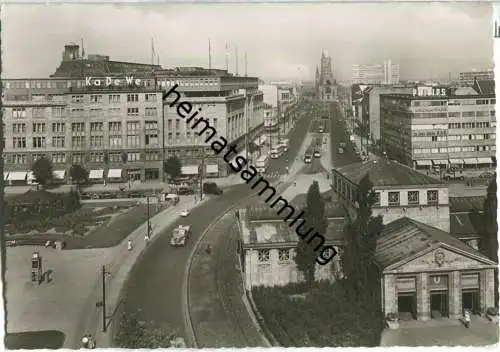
[413,145,495,154]
[71,94,158,103]
[11,135,159,149]
[8,151,161,165]
[257,248,292,263]
[9,106,159,119]
[388,98,496,107]
[408,122,494,135]
[412,134,495,143]
[9,121,159,134]
[167,118,218,130]
[334,179,439,206]
[411,111,496,119]
[3,78,220,90]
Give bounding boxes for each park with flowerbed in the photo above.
[4,189,162,249]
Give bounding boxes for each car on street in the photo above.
[170,225,191,247]
[180,209,190,217]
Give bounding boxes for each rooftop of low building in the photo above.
[334,158,444,187]
[375,217,494,270]
[449,196,485,213]
[238,208,345,248]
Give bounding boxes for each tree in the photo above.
[31,156,53,188]
[341,175,384,302]
[482,174,498,306]
[294,181,327,288]
[114,312,177,348]
[482,174,498,262]
[121,151,128,164]
[69,164,88,186]
[164,156,182,180]
[103,151,110,165]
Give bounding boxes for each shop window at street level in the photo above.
[427,190,438,205]
[258,249,270,262]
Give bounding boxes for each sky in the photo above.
[1,1,495,82]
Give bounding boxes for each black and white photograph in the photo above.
[0,0,498,349]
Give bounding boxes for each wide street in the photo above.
[121,101,316,345]
[329,102,362,167]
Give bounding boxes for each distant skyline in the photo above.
[2,2,494,82]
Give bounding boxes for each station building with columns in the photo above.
[332,158,497,321]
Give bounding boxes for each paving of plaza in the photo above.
[380,316,499,346]
[5,194,204,348]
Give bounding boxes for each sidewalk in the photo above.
[85,194,209,348]
[4,194,205,349]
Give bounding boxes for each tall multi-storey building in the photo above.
[380,80,496,171]
[352,60,400,85]
[160,67,264,174]
[2,44,265,184]
[358,85,414,143]
[315,51,337,101]
[458,69,494,87]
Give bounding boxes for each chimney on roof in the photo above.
[62,44,80,61]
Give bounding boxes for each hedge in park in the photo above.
[252,282,384,347]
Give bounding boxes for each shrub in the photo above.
[114,312,176,348]
[252,282,383,347]
[203,182,223,195]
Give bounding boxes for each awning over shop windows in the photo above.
[463,158,477,165]
[3,172,9,181]
[206,164,218,174]
[415,160,432,166]
[53,170,66,180]
[89,169,104,179]
[477,157,492,164]
[181,165,199,175]
[432,160,448,165]
[107,169,122,178]
[448,159,463,164]
[8,171,27,181]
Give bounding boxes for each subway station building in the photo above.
[332,158,497,320]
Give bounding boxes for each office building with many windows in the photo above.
[2,44,264,184]
[380,80,496,171]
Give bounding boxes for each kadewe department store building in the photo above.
[376,217,496,321]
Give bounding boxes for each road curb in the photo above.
[102,196,210,345]
[182,190,265,347]
[184,174,305,347]
[72,196,207,348]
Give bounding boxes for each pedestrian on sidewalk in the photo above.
[205,243,212,255]
[145,234,150,245]
[127,239,133,251]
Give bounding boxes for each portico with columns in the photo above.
[377,217,497,321]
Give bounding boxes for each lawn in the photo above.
[5,330,66,349]
[252,282,384,347]
[6,203,164,249]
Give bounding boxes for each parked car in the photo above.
[177,187,195,195]
[203,182,223,195]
